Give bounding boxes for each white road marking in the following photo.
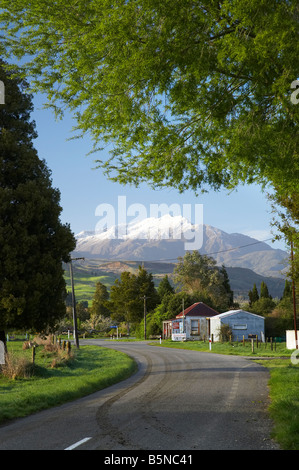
[64,437,92,450]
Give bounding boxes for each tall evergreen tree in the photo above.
[109,271,140,331]
[0,62,75,347]
[109,267,159,330]
[248,283,259,306]
[260,281,270,299]
[90,281,110,318]
[157,275,174,302]
[282,280,292,300]
[219,265,234,307]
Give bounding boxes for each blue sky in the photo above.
[31,94,286,251]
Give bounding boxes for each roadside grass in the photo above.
[255,359,299,450]
[154,338,291,357]
[0,341,137,424]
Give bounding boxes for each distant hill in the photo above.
[73,215,288,279]
[65,259,286,305]
[225,267,285,300]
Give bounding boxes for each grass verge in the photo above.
[255,359,299,450]
[153,338,291,357]
[0,341,137,424]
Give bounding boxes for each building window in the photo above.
[232,324,247,330]
[191,320,200,335]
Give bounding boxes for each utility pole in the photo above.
[70,257,84,349]
[291,241,298,349]
[141,295,150,340]
[182,298,185,333]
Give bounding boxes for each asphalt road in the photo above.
[0,340,280,451]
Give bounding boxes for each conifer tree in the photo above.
[282,280,292,300]
[90,281,110,318]
[0,62,75,347]
[157,275,174,302]
[248,283,259,306]
[260,281,270,299]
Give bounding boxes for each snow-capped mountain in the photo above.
[73,214,288,278]
[76,213,197,241]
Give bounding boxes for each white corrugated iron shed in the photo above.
[210,309,265,341]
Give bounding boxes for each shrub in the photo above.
[1,352,34,380]
[50,349,74,368]
[219,323,233,342]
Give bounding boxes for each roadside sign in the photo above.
[0,341,5,364]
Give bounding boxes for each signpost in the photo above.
[111,326,118,339]
[69,257,85,349]
[172,333,186,342]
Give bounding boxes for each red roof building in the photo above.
[171,302,219,341]
[176,302,219,319]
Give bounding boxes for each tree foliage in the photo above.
[109,266,159,328]
[173,251,232,310]
[248,281,276,316]
[260,281,270,299]
[0,0,297,195]
[157,275,174,301]
[248,283,259,306]
[0,61,76,341]
[269,190,299,293]
[90,281,110,318]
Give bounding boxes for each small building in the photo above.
[171,302,219,341]
[210,309,265,342]
[162,319,174,340]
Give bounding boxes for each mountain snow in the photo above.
[73,214,288,277]
[76,214,198,241]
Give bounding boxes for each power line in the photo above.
[74,236,275,264]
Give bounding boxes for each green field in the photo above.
[0,340,137,424]
[64,265,118,304]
